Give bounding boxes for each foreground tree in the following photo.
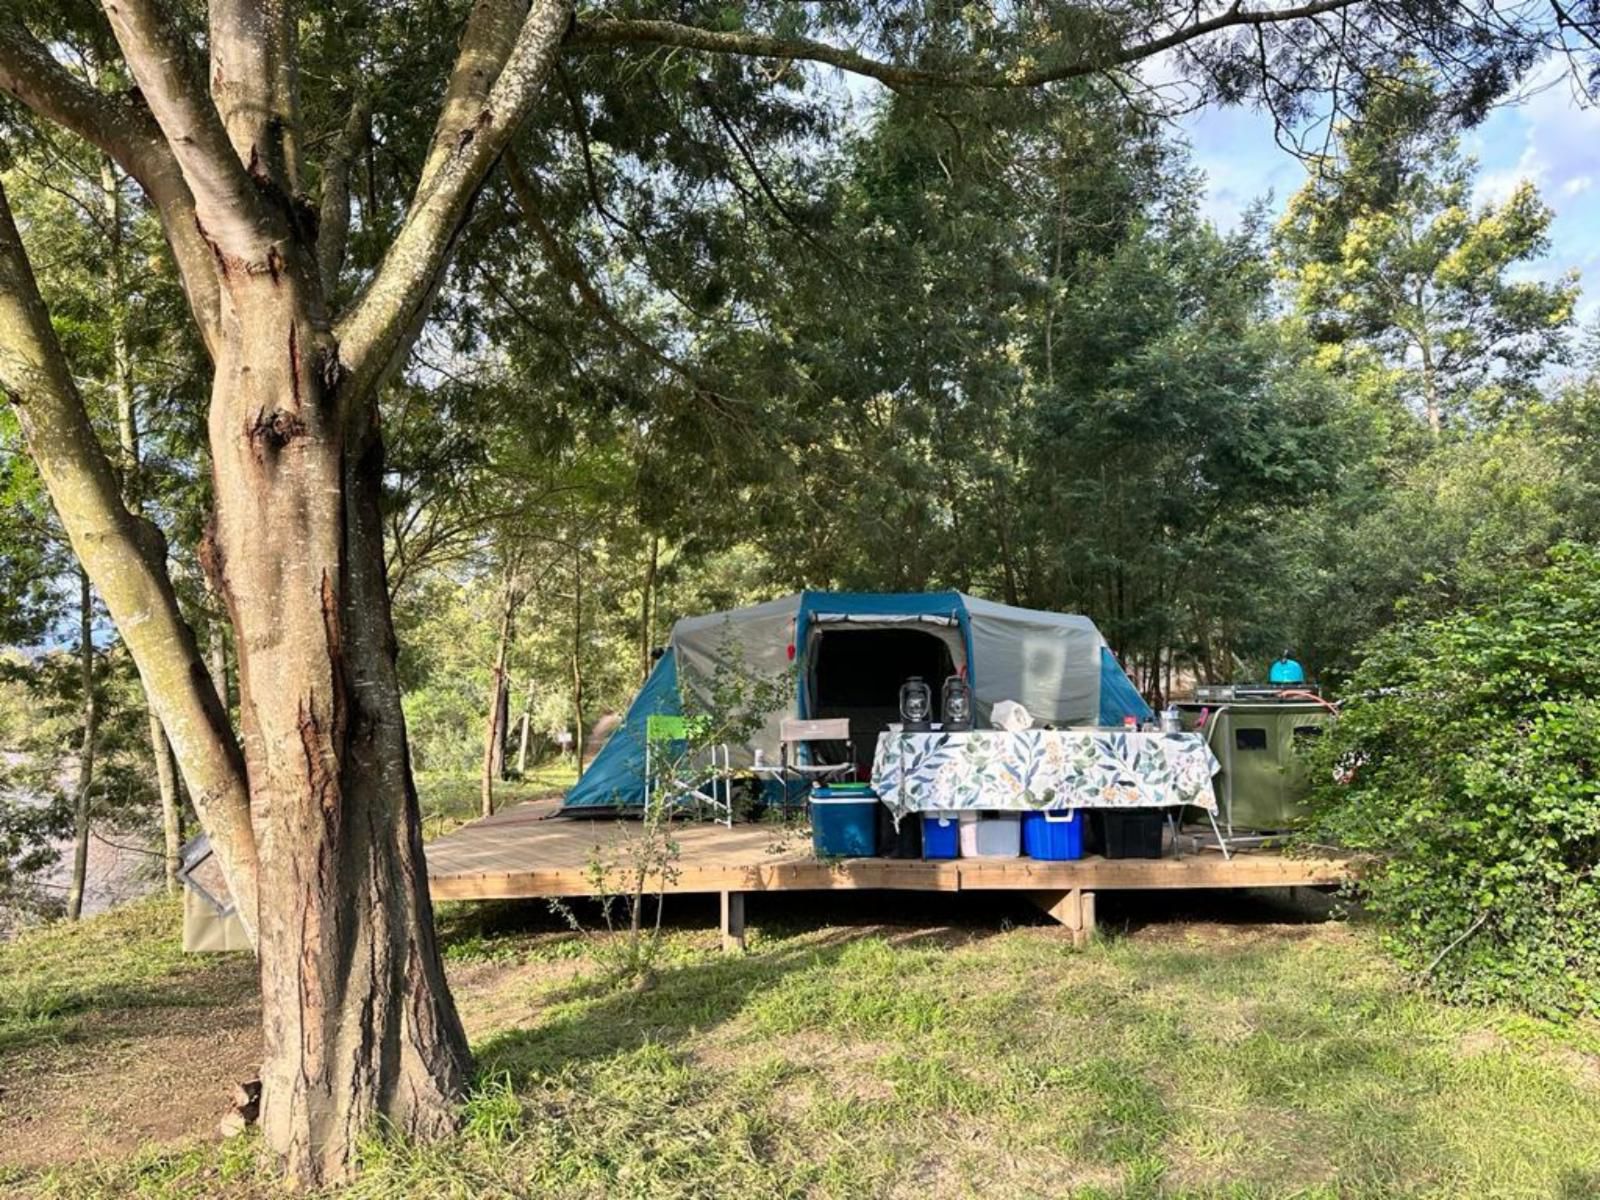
[0,0,1583,1185]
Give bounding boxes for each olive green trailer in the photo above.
[1176,701,1334,834]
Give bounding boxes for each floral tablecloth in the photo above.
[870,730,1220,817]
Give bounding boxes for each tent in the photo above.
[564,591,1152,812]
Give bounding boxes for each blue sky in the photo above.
[1181,70,1600,325]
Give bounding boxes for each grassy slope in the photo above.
[3,781,1598,1199]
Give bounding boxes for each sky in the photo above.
[1181,69,1600,325]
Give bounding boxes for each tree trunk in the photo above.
[203,274,468,1183]
[516,674,535,775]
[571,546,585,777]
[480,572,516,817]
[639,534,657,683]
[66,570,97,921]
[103,154,184,893]
[152,710,183,891]
[2,0,576,1182]
[1420,342,1441,435]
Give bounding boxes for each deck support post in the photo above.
[720,890,746,953]
[1030,888,1096,948]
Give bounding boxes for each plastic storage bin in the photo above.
[878,804,923,858]
[1100,809,1165,859]
[921,812,961,859]
[958,811,1021,857]
[1022,809,1084,861]
[810,790,879,858]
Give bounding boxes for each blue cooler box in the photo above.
[921,812,960,859]
[811,790,879,857]
[1023,809,1084,861]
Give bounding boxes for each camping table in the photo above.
[870,729,1228,855]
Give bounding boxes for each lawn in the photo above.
[2,786,1597,1199]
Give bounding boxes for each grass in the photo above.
[0,896,253,1059]
[5,888,1599,1199]
[414,761,579,840]
[5,775,1597,1197]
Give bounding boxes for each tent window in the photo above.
[1235,727,1269,751]
[1292,725,1324,748]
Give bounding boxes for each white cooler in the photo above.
[958,811,1021,857]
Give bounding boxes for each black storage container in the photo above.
[1100,809,1165,859]
[876,803,923,859]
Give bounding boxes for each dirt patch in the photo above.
[0,997,262,1174]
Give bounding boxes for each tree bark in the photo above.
[207,621,230,714]
[66,569,98,921]
[1419,331,1441,436]
[202,250,470,1184]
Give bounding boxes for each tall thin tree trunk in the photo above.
[480,568,517,817]
[66,570,97,921]
[103,154,183,893]
[639,534,658,683]
[1420,339,1441,436]
[516,675,534,775]
[152,709,182,889]
[572,546,585,777]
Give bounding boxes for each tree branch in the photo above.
[336,0,573,398]
[209,0,303,194]
[98,0,282,262]
[0,15,222,352]
[318,91,371,295]
[0,178,258,941]
[502,148,714,393]
[566,1,1366,89]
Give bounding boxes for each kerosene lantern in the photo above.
[899,676,933,731]
[942,674,973,730]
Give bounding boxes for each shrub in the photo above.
[1305,545,1600,1017]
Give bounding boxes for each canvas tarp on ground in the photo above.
[564,591,1151,811]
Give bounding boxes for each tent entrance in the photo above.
[807,624,964,773]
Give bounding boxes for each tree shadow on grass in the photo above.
[470,924,876,1083]
[0,953,257,1060]
[461,889,1030,1085]
[1096,885,1345,938]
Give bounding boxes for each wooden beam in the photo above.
[1028,888,1097,948]
[720,890,745,954]
[423,808,1354,902]
[1030,888,1083,929]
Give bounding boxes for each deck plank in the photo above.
[425,803,1353,901]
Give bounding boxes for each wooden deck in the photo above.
[426,801,1352,902]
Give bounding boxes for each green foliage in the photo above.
[1305,546,1600,1016]
[1278,67,1577,429]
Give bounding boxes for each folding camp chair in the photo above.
[643,714,733,827]
[778,716,856,804]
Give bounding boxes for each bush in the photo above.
[1306,544,1600,1017]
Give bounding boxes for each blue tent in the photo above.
[564,591,1151,811]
